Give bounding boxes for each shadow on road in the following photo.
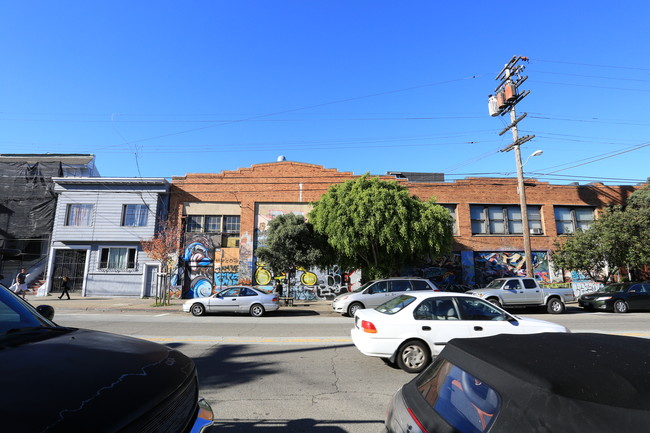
[209,418,381,432]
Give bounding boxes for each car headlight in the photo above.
[595,296,612,301]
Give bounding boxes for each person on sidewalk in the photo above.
[15,268,28,299]
[58,276,71,300]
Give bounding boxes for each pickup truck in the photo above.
[466,277,576,314]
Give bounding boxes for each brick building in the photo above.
[170,160,639,298]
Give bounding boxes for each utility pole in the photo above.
[488,56,536,278]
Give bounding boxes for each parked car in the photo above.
[578,282,650,313]
[0,283,213,432]
[183,285,280,317]
[383,333,650,432]
[351,292,568,373]
[332,277,440,316]
[466,277,576,313]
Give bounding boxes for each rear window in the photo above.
[416,358,501,433]
[376,295,416,315]
[412,280,433,290]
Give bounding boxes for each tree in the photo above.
[255,213,334,296]
[553,181,650,283]
[140,218,183,305]
[308,175,454,280]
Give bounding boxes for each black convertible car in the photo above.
[0,284,213,432]
[384,333,650,432]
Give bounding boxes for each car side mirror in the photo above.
[36,305,55,321]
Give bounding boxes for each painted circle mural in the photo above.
[255,267,272,286]
[301,271,318,286]
[191,277,213,298]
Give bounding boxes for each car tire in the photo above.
[250,303,265,317]
[614,300,629,313]
[190,303,206,316]
[546,298,565,314]
[487,298,502,309]
[347,302,364,317]
[396,340,431,374]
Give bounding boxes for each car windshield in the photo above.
[0,284,61,342]
[352,281,373,293]
[484,279,504,289]
[598,284,626,294]
[376,295,416,314]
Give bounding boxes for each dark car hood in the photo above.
[0,328,196,432]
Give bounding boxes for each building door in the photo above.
[144,264,159,297]
[51,249,87,293]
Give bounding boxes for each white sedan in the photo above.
[182,286,280,317]
[351,292,569,373]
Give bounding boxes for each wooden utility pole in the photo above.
[489,56,536,278]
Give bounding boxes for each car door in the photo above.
[455,297,523,337]
[521,278,543,304]
[500,279,525,305]
[388,280,413,301]
[415,297,470,357]
[208,287,241,313]
[364,281,391,308]
[625,284,650,310]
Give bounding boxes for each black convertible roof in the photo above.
[438,333,650,431]
[444,333,650,410]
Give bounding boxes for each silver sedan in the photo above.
[182,286,280,317]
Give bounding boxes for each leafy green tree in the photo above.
[553,180,650,283]
[255,213,334,295]
[308,175,454,280]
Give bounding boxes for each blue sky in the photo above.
[2,1,649,185]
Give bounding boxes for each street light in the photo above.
[523,150,543,167]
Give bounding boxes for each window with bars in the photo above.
[185,215,241,247]
[66,204,94,226]
[470,205,543,235]
[122,204,149,227]
[99,247,137,270]
[554,206,595,234]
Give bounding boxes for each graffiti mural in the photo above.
[473,251,550,286]
[213,247,240,290]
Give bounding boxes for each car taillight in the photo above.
[407,407,429,433]
[361,320,377,333]
[272,297,278,302]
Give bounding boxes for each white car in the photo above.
[351,292,569,373]
[182,286,280,317]
[331,277,439,316]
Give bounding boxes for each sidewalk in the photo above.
[25,294,334,315]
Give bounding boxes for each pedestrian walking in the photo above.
[59,276,72,300]
[15,268,28,299]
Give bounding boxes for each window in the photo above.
[99,248,137,270]
[205,216,221,232]
[223,216,240,233]
[457,298,508,321]
[471,205,542,235]
[66,204,93,226]
[554,206,595,234]
[389,280,412,292]
[122,204,149,227]
[441,204,458,235]
[368,281,388,294]
[416,359,501,433]
[187,215,204,233]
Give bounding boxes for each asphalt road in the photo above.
[51,302,650,433]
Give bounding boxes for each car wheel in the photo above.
[487,298,502,308]
[347,302,364,317]
[546,298,565,314]
[614,300,629,313]
[250,303,265,317]
[396,340,431,374]
[190,303,206,316]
